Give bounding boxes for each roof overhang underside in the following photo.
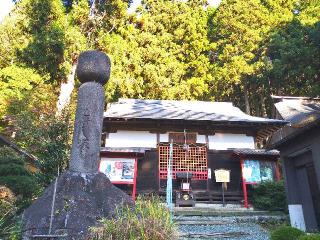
[233,148,280,157]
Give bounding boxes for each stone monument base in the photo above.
[22,171,134,239]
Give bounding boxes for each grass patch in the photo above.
[88,195,177,240]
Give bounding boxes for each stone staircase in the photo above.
[174,206,288,240]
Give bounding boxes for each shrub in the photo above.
[0,206,22,240]
[298,234,320,240]
[0,147,40,207]
[88,196,177,240]
[252,180,287,211]
[0,186,18,239]
[271,226,305,240]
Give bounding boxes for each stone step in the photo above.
[175,220,230,225]
[179,231,249,239]
[174,208,284,217]
[174,214,288,225]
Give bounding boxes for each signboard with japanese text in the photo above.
[243,160,275,183]
[260,162,274,181]
[99,158,135,183]
[214,169,230,183]
[169,132,197,144]
[243,160,261,183]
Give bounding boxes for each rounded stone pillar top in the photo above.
[76,50,111,85]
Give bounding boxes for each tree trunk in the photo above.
[56,63,77,116]
[260,90,267,117]
[244,83,251,115]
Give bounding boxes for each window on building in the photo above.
[158,143,208,180]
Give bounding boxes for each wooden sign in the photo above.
[169,132,197,144]
[214,169,230,183]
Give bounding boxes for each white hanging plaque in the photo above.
[214,169,230,183]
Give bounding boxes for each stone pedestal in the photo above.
[23,171,133,239]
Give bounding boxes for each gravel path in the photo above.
[176,216,271,240]
[178,222,269,240]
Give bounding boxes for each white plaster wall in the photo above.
[208,133,254,150]
[160,133,169,142]
[197,134,206,144]
[289,204,306,231]
[106,132,253,149]
[106,131,157,148]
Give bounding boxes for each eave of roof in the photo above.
[101,147,151,153]
[272,95,320,101]
[104,99,288,145]
[0,134,37,163]
[269,117,320,148]
[233,149,280,157]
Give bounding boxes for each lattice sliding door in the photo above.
[158,144,208,180]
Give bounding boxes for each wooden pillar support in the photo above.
[275,161,281,181]
[132,158,138,201]
[240,159,249,209]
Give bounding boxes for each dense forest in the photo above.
[0,0,319,183]
[0,0,319,235]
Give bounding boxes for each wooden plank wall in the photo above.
[136,150,159,193]
[207,152,242,192]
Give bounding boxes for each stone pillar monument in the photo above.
[69,50,110,173]
[22,51,133,239]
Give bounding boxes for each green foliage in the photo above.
[298,234,320,240]
[0,176,38,199]
[0,147,39,201]
[88,196,177,240]
[11,110,72,185]
[0,205,21,240]
[19,0,67,81]
[1,0,319,121]
[251,180,287,211]
[0,65,45,119]
[2,79,74,185]
[209,0,320,115]
[0,204,17,239]
[271,226,305,240]
[100,0,212,101]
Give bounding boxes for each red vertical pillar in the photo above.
[275,161,281,181]
[240,159,248,209]
[132,158,138,201]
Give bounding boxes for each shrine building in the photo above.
[99,99,287,206]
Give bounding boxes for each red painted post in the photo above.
[275,162,281,181]
[132,158,138,201]
[240,159,248,209]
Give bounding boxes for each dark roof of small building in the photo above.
[274,97,320,126]
[270,96,320,147]
[105,99,285,125]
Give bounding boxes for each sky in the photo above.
[0,0,222,21]
[0,0,14,22]
[128,0,222,13]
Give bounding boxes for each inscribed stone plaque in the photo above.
[169,132,197,144]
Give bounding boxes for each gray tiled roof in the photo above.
[104,99,285,125]
[275,99,320,126]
